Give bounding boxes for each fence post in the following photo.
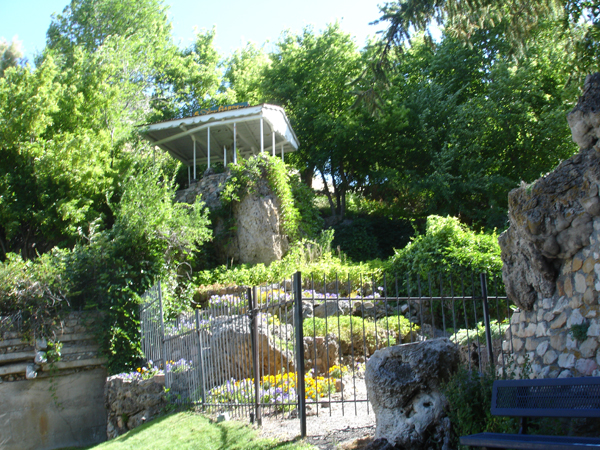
[157,281,166,372]
[194,309,206,406]
[294,271,307,438]
[480,273,494,369]
[248,287,262,426]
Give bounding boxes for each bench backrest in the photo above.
[492,377,600,418]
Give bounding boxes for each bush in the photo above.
[0,250,69,340]
[193,230,386,288]
[1,161,212,374]
[331,216,414,262]
[303,314,414,357]
[442,366,518,449]
[388,215,502,278]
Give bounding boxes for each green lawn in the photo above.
[67,412,315,450]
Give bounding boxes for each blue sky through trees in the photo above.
[0,0,386,62]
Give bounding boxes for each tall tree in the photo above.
[262,23,364,220]
[0,37,24,76]
[361,25,578,229]
[374,0,598,73]
[222,42,270,105]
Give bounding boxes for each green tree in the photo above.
[374,0,598,73]
[0,37,24,76]
[358,26,578,229]
[222,42,270,105]
[262,23,364,220]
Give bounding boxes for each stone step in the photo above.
[41,357,107,371]
[0,351,35,364]
[0,363,28,376]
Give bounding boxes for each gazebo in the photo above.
[138,103,299,184]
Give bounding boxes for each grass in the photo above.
[64,411,315,450]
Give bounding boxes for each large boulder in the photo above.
[227,179,289,265]
[365,338,459,450]
[304,333,339,374]
[204,314,295,389]
[499,73,600,311]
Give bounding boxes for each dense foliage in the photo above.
[1,0,595,372]
[388,215,502,278]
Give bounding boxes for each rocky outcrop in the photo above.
[175,170,230,209]
[227,179,289,264]
[176,169,289,265]
[498,73,600,379]
[499,74,600,311]
[365,338,459,450]
[205,314,295,387]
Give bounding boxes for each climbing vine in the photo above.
[220,154,312,241]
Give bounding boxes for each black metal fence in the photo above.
[140,270,511,437]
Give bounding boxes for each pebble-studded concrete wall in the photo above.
[500,74,600,380]
[503,216,600,379]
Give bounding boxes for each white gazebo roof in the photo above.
[138,104,299,175]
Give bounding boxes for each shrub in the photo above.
[450,320,509,347]
[387,215,502,279]
[442,366,518,449]
[386,215,505,329]
[303,314,414,356]
[0,250,69,340]
[331,216,414,262]
[193,230,386,288]
[1,161,212,374]
[390,216,502,278]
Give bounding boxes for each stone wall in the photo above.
[0,312,107,449]
[105,374,167,439]
[502,216,600,378]
[175,170,230,210]
[499,74,600,379]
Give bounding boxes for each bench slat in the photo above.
[492,377,600,418]
[460,432,600,450]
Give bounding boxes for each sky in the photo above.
[0,0,388,63]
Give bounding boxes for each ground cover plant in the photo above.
[64,411,315,450]
[449,320,509,347]
[207,367,345,409]
[303,315,415,357]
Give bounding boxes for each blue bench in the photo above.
[460,376,600,449]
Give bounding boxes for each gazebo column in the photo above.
[207,126,211,168]
[233,122,237,164]
[192,137,197,180]
[272,131,275,157]
[260,118,264,152]
[224,145,227,167]
[281,143,284,162]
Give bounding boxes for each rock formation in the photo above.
[176,170,289,265]
[365,338,459,450]
[204,314,295,387]
[226,178,289,264]
[499,73,600,311]
[499,73,600,379]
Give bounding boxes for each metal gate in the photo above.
[140,271,510,438]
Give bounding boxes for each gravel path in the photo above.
[258,377,376,450]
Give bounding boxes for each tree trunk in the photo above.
[319,169,336,218]
[301,166,315,188]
